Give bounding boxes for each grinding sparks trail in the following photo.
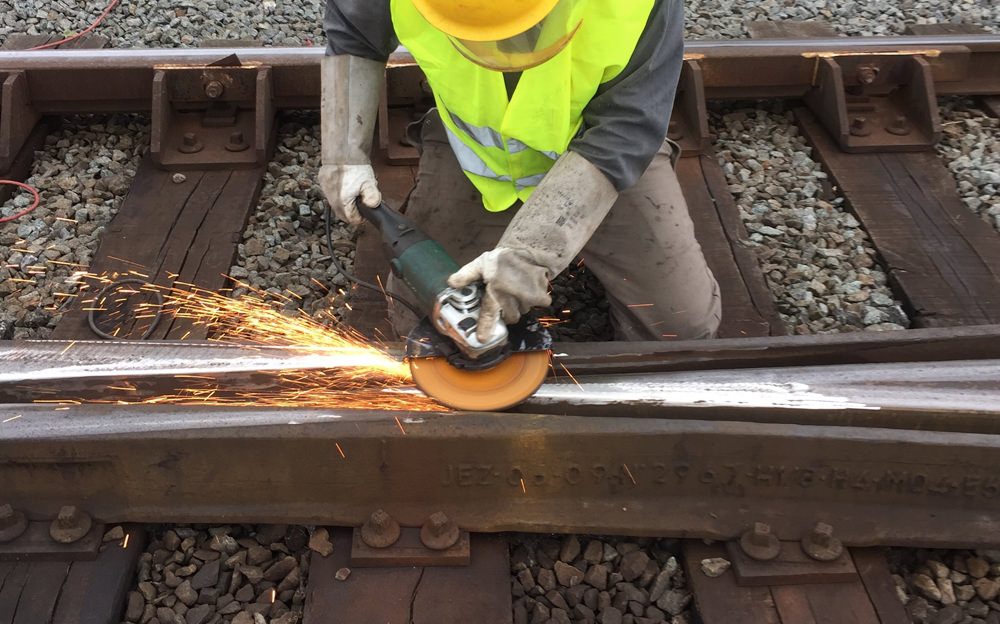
[46,273,445,411]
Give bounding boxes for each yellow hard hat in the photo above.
[410,0,561,42]
[411,0,587,72]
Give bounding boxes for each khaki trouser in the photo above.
[387,111,721,341]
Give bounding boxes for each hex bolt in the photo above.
[0,503,28,543]
[360,509,400,549]
[885,115,911,136]
[856,64,878,85]
[420,511,460,551]
[225,131,250,152]
[204,80,225,99]
[739,521,781,561]
[177,132,203,154]
[801,521,843,561]
[49,505,93,544]
[849,116,871,137]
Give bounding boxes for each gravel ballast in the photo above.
[511,535,692,624]
[710,103,911,333]
[0,114,147,339]
[125,524,314,624]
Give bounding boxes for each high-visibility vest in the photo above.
[391,0,655,212]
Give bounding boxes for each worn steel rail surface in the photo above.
[3,327,1000,548]
[0,35,997,109]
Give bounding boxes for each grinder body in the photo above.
[355,202,508,362]
[355,201,551,410]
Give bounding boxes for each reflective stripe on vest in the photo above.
[445,112,559,188]
[441,126,512,182]
[392,0,654,211]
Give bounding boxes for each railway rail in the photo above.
[1,26,1000,624]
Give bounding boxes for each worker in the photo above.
[319,0,721,342]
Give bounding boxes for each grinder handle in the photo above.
[354,198,460,314]
[355,199,437,257]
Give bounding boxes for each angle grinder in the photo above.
[356,201,551,411]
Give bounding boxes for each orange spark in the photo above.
[45,271,446,411]
[520,478,526,493]
[395,416,407,435]
[627,303,654,308]
[107,256,147,268]
[40,268,445,410]
[122,533,130,549]
[2,415,22,423]
[623,464,636,485]
[558,363,583,391]
[60,341,77,355]
[335,443,345,458]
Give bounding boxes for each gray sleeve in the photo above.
[323,0,397,61]
[568,0,684,191]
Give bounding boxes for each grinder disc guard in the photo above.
[406,315,552,410]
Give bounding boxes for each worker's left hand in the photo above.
[449,150,620,342]
[447,247,552,342]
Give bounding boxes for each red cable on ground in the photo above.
[0,180,41,223]
[27,0,120,50]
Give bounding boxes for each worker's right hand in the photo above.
[448,247,553,342]
[318,164,382,226]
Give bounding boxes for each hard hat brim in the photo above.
[410,0,562,42]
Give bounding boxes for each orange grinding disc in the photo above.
[408,350,551,411]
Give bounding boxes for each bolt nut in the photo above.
[801,522,843,561]
[360,509,400,549]
[420,511,460,551]
[50,505,93,544]
[178,132,203,154]
[885,115,911,136]
[856,65,878,85]
[739,522,781,561]
[225,131,249,152]
[0,504,28,543]
[204,80,225,99]
[849,116,871,137]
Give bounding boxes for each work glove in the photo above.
[318,54,384,225]
[317,164,380,225]
[448,150,619,342]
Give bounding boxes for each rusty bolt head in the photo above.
[178,132,203,154]
[856,65,878,85]
[801,522,843,561]
[739,522,781,561]
[204,80,225,99]
[225,131,249,153]
[0,504,28,543]
[360,509,400,549]
[50,505,93,544]
[885,115,911,136]
[420,511,460,551]
[849,116,871,137]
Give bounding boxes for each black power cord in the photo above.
[324,201,422,317]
